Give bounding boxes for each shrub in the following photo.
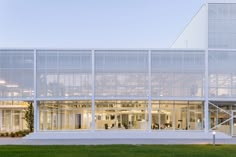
[15,132,19,137]
[10,132,15,137]
[24,102,34,132]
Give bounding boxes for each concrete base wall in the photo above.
[24,130,231,139]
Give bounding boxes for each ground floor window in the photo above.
[38,100,204,131]
[39,100,91,131]
[209,102,236,136]
[95,100,148,130]
[0,101,27,132]
[152,101,203,130]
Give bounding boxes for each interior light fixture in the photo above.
[0,80,6,84]
[6,84,19,88]
[23,90,32,93]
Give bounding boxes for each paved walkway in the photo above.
[0,138,236,145]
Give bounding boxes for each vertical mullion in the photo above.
[33,49,37,132]
[91,50,95,131]
[148,50,152,131]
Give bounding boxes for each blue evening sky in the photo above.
[0,0,205,49]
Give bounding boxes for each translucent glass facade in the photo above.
[95,50,148,97]
[0,50,34,98]
[207,2,236,136]
[37,50,92,98]
[151,50,205,98]
[1,2,236,137]
[209,4,236,49]
[209,50,236,97]
[0,50,206,132]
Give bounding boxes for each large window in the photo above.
[0,51,34,98]
[209,51,236,98]
[151,50,205,98]
[39,101,91,131]
[37,50,92,98]
[95,100,148,130]
[95,50,148,97]
[0,101,28,132]
[209,102,236,135]
[151,101,203,130]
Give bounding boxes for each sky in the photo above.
[0,0,205,49]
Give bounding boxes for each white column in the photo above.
[204,49,209,132]
[231,106,233,136]
[204,3,209,133]
[91,50,95,131]
[33,49,38,132]
[148,50,152,131]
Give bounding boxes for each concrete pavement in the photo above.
[1,138,236,145]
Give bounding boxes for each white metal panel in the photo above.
[172,5,207,49]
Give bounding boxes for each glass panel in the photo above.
[209,51,236,98]
[0,51,34,98]
[95,50,148,97]
[0,101,28,132]
[1,108,26,132]
[2,110,11,132]
[209,4,236,49]
[95,100,148,130]
[175,104,188,130]
[209,103,232,135]
[233,112,236,136]
[39,101,92,130]
[189,102,203,130]
[151,50,204,97]
[151,101,203,131]
[159,109,174,130]
[37,50,92,97]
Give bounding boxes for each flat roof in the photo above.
[206,0,236,4]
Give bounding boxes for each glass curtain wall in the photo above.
[95,100,148,130]
[39,101,91,131]
[94,50,149,130]
[209,4,236,49]
[209,51,236,98]
[95,50,148,97]
[36,50,92,98]
[0,101,28,132]
[0,50,34,98]
[151,50,205,98]
[151,101,203,130]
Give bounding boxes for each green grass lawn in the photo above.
[0,145,236,157]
